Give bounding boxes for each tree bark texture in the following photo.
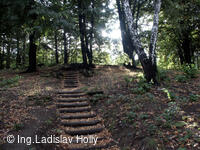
[27,31,37,72]
[55,31,59,64]
[78,0,88,66]
[16,35,21,68]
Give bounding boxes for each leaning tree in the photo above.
[118,0,162,83]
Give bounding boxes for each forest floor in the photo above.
[0,65,200,150]
[0,66,62,150]
[81,65,200,150]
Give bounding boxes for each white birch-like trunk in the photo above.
[122,0,147,61]
[122,0,162,83]
[149,0,162,65]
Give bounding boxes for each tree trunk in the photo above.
[6,37,11,69]
[89,0,95,66]
[16,36,21,68]
[183,35,192,64]
[78,0,88,66]
[177,47,184,65]
[121,0,161,83]
[117,0,137,68]
[27,31,37,72]
[0,37,5,69]
[132,54,137,68]
[0,49,2,70]
[63,30,68,65]
[83,13,92,66]
[55,31,59,64]
[148,0,162,82]
[22,35,26,66]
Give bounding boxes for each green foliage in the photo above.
[114,52,129,65]
[93,51,111,65]
[124,75,134,87]
[174,121,187,128]
[157,68,169,82]
[139,113,149,120]
[0,75,21,88]
[126,111,137,122]
[162,88,176,101]
[175,75,188,83]
[177,148,187,150]
[182,64,199,79]
[189,94,200,102]
[132,78,151,95]
[13,123,24,131]
[141,137,158,150]
[90,94,106,105]
[158,0,200,68]
[162,102,180,121]
[45,118,53,126]
[146,93,155,101]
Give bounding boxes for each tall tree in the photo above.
[27,31,37,72]
[54,30,59,64]
[16,34,21,68]
[6,36,11,69]
[116,0,136,68]
[121,0,161,83]
[0,35,5,69]
[78,0,88,66]
[159,0,200,66]
[63,30,68,65]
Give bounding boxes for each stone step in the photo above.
[57,98,87,103]
[59,106,91,113]
[64,83,78,85]
[57,90,83,94]
[64,80,78,82]
[64,81,78,83]
[57,102,89,108]
[64,81,79,84]
[59,94,86,98]
[64,77,78,79]
[64,74,78,76]
[64,85,78,88]
[64,75,78,79]
[61,113,96,120]
[61,119,101,127]
[65,126,104,136]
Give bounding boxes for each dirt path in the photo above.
[56,70,119,150]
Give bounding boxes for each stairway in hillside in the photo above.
[56,70,118,150]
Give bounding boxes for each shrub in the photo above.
[182,64,199,78]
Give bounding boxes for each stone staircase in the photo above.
[56,71,118,150]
